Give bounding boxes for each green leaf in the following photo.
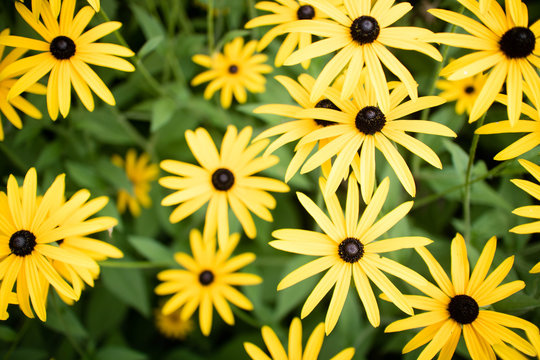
[97,158,133,195]
[45,300,88,339]
[138,36,164,58]
[128,235,175,265]
[65,161,104,189]
[86,286,128,340]
[443,139,468,175]
[102,265,151,317]
[0,325,16,342]
[96,346,148,360]
[151,98,178,132]
[494,292,540,313]
[130,5,165,40]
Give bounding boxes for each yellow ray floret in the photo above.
[436,69,486,116]
[385,233,540,360]
[0,0,134,120]
[155,229,261,336]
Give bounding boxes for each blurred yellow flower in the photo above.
[436,71,486,115]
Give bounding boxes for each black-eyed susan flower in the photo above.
[244,0,342,68]
[509,159,540,273]
[427,0,540,126]
[436,71,486,115]
[385,233,540,360]
[191,37,272,109]
[160,125,289,248]
[24,0,100,18]
[0,168,118,321]
[50,193,123,305]
[155,229,262,336]
[244,317,355,360]
[295,78,455,202]
[155,305,194,340]
[0,28,46,141]
[0,0,134,120]
[283,0,441,110]
[112,149,159,217]
[476,87,539,160]
[253,73,350,182]
[271,175,433,334]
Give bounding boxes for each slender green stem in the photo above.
[207,0,215,52]
[100,260,172,268]
[463,112,487,243]
[3,319,30,360]
[247,0,258,39]
[177,0,194,34]
[51,295,88,360]
[413,160,512,209]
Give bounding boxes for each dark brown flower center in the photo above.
[338,237,364,263]
[355,106,386,134]
[50,36,76,60]
[350,16,380,44]
[448,295,479,324]
[9,230,37,257]
[228,65,239,74]
[499,27,535,59]
[199,270,214,285]
[464,86,475,94]
[211,168,235,191]
[297,5,315,20]
[314,99,340,127]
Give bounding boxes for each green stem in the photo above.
[112,109,156,160]
[3,319,30,360]
[177,0,194,34]
[0,143,26,172]
[51,295,88,360]
[99,8,168,97]
[463,112,487,243]
[100,260,172,268]
[413,159,512,209]
[231,307,260,329]
[207,0,215,52]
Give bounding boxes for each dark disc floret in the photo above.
[297,5,315,20]
[355,106,386,134]
[499,27,536,59]
[9,230,37,257]
[199,270,215,285]
[464,86,475,94]
[448,294,479,324]
[228,65,239,74]
[338,237,364,263]
[350,16,380,44]
[211,168,235,191]
[50,36,76,60]
[314,99,341,127]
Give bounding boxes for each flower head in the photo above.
[295,77,455,202]
[0,168,118,321]
[245,0,342,68]
[155,305,194,340]
[112,149,159,217]
[0,0,134,120]
[509,159,540,273]
[244,317,355,360]
[155,229,262,336]
[436,70,486,115]
[191,37,272,108]
[0,28,46,140]
[23,0,100,17]
[159,125,289,248]
[271,175,433,334]
[427,0,540,126]
[385,233,540,360]
[283,0,441,109]
[253,73,350,182]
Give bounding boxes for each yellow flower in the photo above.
[244,317,355,360]
[0,168,118,321]
[476,87,540,160]
[159,125,289,249]
[0,0,134,120]
[155,305,194,340]
[271,175,433,334]
[244,0,342,68]
[426,0,540,126]
[283,0,441,110]
[253,73,350,182]
[191,37,272,109]
[509,159,540,274]
[295,77,455,202]
[0,28,46,141]
[155,229,262,336]
[385,233,540,360]
[112,149,159,217]
[436,70,486,115]
[23,0,100,20]
[50,193,123,305]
